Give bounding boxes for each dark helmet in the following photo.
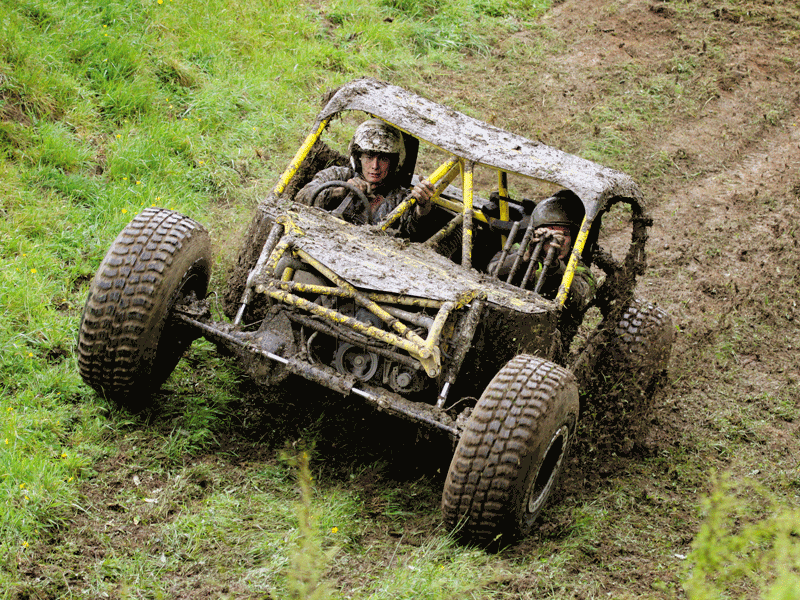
[531,190,585,235]
[348,118,406,176]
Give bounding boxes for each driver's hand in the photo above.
[411,179,435,216]
[524,227,567,261]
[346,177,370,196]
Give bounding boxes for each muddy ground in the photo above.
[518,0,800,595]
[16,0,800,597]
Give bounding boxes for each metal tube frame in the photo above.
[177,311,459,437]
[380,157,461,231]
[249,228,481,378]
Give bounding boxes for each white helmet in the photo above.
[348,118,406,175]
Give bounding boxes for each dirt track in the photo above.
[442,0,800,591]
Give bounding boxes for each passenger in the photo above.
[296,118,434,234]
[488,190,595,311]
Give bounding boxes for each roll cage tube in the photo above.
[268,114,586,303]
[379,157,461,231]
[233,117,332,323]
[462,162,475,269]
[555,215,593,307]
[383,151,591,301]
[497,171,510,246]
[274,118,331,196]
[589,196,651,312]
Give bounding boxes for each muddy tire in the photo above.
[77,208,211,411]
[442,355,579,546]
[608,299,674,379]
[574,298,674,397]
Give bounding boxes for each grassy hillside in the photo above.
[3,0,800,598]
[1,0,551,596]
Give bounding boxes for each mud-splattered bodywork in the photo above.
[195,78,655,437]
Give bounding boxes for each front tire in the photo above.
[442,355,579,546]
[77,208,211,411]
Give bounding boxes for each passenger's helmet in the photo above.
[531,190,584,235]
[349,118,406,176]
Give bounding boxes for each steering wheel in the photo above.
[308,180,372,224]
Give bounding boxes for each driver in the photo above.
[295,119,434,234]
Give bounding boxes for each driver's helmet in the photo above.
[531,190,584,237]
[348,118,406,176]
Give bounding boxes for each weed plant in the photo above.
[685,475,800,599]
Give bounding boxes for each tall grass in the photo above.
[685,476,800,599]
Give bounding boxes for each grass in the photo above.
[0,0,550,595]
[685,475,800,599]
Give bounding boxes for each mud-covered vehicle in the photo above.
[78,78,674,545]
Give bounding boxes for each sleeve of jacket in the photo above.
[295,166,357,208]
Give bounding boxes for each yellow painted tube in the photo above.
[265,287,426,355]
[273,118,330,196]
[425,301,454,353]
[260,278,446,309]
[433,198,490,224]
[293,248,430,353]
[266,280,351,298]
[366,294,443,309]
[555,216,591,306]
[264,238,293,277]
[264,284,441,376]
[462,162,474,268]
[498,171,509,220]
[424,213,463,250]
[498,171,509,247]
[429,157,462,186]
[380,157,461,231]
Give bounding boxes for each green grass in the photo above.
[3,0,800,597]
[0,0,550,595]
[685,475,800,600]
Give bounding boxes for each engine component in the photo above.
[334,343,380,381]
[388,364,425,394]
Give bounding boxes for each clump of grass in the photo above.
[283,449,337,600]
[684,475,800,599]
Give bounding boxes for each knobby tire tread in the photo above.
[77,208,210,406]
[612,298,673,369]
[442,355,578,545]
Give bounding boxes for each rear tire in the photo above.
[573,298,674,399]
[77,208,211,411]
[608,298,674,380]
[442,355,579,546]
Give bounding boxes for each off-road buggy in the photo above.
[78,78,674,545]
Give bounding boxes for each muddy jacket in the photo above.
[295,166,422,235]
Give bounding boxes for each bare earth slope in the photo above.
[467,0,800,595]
[411,0,799,594]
